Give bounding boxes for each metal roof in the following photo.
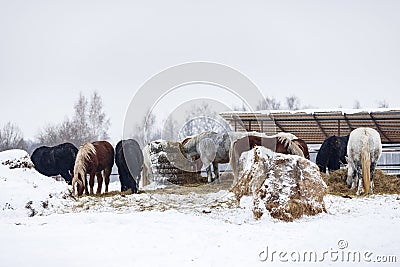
[220,108,400,144]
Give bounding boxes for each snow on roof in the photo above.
[220,107,400,116]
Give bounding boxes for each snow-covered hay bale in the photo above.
[0,149,34,169]
[145,140,204,185]
[0,149,70,218]
[231,146,327,222]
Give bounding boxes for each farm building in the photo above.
[220,108,400,175]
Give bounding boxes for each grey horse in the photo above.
[183,131,231,183]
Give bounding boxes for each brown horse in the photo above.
[72,141,114,196]
[292,138,310,160]
[229,135,305,180]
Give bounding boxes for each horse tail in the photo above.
[361,139,371,194]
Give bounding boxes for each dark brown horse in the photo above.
[229,135,305,179]
[72,141,114,196]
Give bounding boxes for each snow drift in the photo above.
[0,149,34,169]
[232,146,327,221]
[0,149,70,218]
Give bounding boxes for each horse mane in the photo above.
[273,132,298,140]
[74,142,96,174]
[277,136,305,158]
[72,142,96,194]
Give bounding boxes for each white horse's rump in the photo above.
[346,127,382,195]
[141,143,153,187]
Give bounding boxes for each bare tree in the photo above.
[36,119,76,147]
[36,91,110,147]
[88,91,110,140]
[256,96,281,110]
[179,102,231,138]
[162,117,178,141]
[285,95,300,110]
[353,100,361,109]
[377,100,389,108]
[131,111,161,148]
[232,104,247,111]
[70,92,110,143]
[0,122,26,151]
[71,93,90,143]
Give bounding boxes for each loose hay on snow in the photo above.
[322,169,400,195]
[145,171,234,195]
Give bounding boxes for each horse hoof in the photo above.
[209,179,220,185]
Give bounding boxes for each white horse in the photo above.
[183,132,231,183]
[346,127,382,195]
[141,143,154,187]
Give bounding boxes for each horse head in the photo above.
[71,171,84,196]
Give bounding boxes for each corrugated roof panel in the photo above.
[220,108,400,144]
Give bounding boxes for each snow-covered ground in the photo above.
[1,150,399,266]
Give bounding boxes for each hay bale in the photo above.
[322,169,400,195]
[231,146,327,222]
[147,140,203,185]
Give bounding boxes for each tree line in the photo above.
[0,91,110,153]
[0,92,390,153]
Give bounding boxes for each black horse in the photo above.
[31,143,78,184]
[316,135,349,173]
[115,139,144,194]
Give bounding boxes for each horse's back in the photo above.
[31,146,49,166]
[53,143,78,169]
[92,141,114,170]
[116,139,143,175]
[316,136,333,171]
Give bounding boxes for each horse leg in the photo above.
[200,153,213,183]
[213,162,220,184]
[354,162,362,195]
[96,171,103,195]
[89,173,95,195]
[60,170,72,185]
[206,165,213,183]
[351,163,360,190]
[136,172,142,191]
[356,175,363,195]
[370,162,377,194]
[103,167,112,193]
[347,163,356,189]
[84,175,89,195]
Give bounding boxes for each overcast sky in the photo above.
[1,0,399,143]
